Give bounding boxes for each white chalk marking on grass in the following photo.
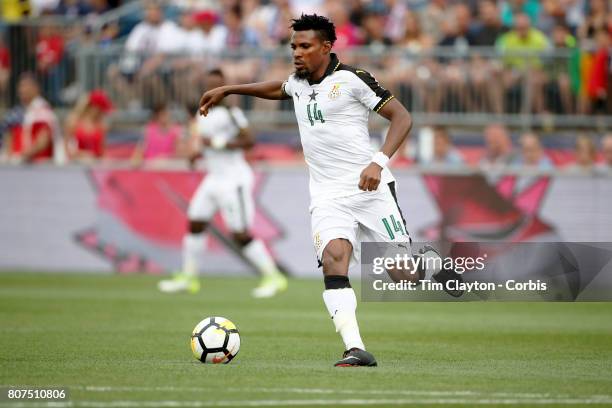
[3,397,612,407]
[76,385,612,401]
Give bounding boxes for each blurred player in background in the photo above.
[198,15,458,367]
[158,69,287,298]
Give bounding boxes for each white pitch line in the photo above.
[76,385,610,400]
[3,385,612,401]
[3,397,612,408]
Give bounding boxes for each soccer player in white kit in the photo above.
[158,69,288,298]
[198,15,418,366]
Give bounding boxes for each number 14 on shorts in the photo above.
[382,214,404,240]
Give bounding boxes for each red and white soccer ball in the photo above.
[191,316,240,364]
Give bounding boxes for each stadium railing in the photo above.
[70,45,612,130]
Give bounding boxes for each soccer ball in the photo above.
[190,316,240,364]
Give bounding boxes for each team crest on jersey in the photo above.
[328,84,341,100]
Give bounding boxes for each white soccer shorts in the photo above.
[311,182,411,267]
[188,174,255,233]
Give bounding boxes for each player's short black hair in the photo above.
[290,14,336,45]
[208,68,225,78]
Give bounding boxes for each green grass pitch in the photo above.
[1,272,612,407]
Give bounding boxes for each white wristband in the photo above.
[210,137,227,150]
[371,151,390,168]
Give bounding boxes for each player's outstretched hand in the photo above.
[359,163,382,191]
[199,87,227,116]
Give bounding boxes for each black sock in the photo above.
[324,275,351,290]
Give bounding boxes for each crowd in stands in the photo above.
[1,73,611,176]
[0,0,610,114]
[0,1,611,173]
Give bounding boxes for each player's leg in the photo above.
[356,182,463,296]
[220,183,287,298]
[158,179,216,294]
[313,203,376,367]
[231,231,287,298]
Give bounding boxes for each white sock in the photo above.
[182,234,204,277]
[322,288,366,351]
[242,239,280,277]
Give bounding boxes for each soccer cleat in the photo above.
[157,273,201,294]
[334,348,377,367]
[433,266,465,298]
[251,274,288,298]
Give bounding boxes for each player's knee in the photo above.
[232,232,252,247]
[321,240,351,273]
[189,220,208,234]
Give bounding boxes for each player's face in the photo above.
[290,30,331,80]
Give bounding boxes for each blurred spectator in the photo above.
[595,133,612,174]
[497,13,550,68]
[245,0,295,47]
[469,2,507,113]
[1,74,59,164]
[222,5,259,49]
[31,0,61,16]
[325,1,360,50]
[384,0,410,43]
[438,4,477,49]
[174,0,218,10]
[431,126,465,166]
[514,132,554,169]
[36,24,66,105]
[361,4,393,53]
[0,37,9,108]
[108,1,178,108]
[52,0,92,17]
[0,107,24,152]
[480,123,517,167]
[563,0,587,32]
[584,29,609,114]
[565,134,597,173]
[401,10,434,51]
[192,10,227,54]
[1,0,32,21]
[578,0,609,46]
[131,103,183,166]
[419,0,453,43]
[433,4,477,113]
[497,13,550,113]
[549,23,579,114]
[471,0,506,46]
[64,90,113,162]
[384,10,435,111]
[500,0,541,28]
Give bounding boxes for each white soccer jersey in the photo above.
[195,105,252,178]
[282,53,396,204]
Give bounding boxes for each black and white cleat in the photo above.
[334,348,378,367]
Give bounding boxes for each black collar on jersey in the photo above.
[308,53,340,85]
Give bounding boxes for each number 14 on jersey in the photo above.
[307,103,325,126]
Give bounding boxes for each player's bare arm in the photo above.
[358,99,412,191]
[199,81,288,116]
